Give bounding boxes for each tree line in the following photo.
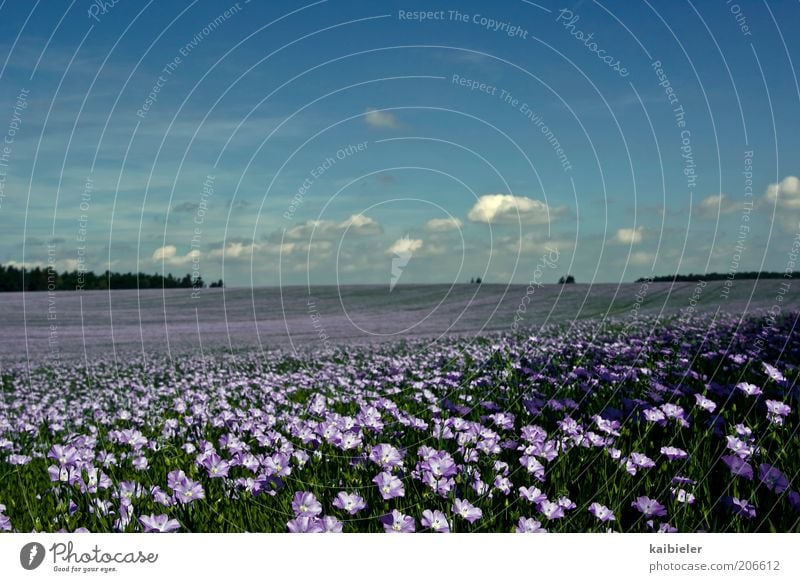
[637,271,799,283]
[0,263,223,292]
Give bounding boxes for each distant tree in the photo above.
[566,275,575,284]
[210,279,224,288]
[470,278,475,284]
[637,271,800,283]
[559,275,576,284]
[475,277,482,284]
[0,263,213,291]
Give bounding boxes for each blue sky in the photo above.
[1,0,799,287]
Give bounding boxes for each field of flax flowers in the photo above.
[0,311,798,534]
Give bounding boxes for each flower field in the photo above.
[1,311,798,533]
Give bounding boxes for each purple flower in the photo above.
[766,400,791,425]
[421,471,456,497]
[173,478,205,504]
[332,491,367,515]
[8,454,31,465]
[592,415,620,436]
[47,465,81,485]
[489,412,515,430]
[660,403,685,420]
[263,453,292,477]
[381,509,415,533]
[631,496,667,518]
[139,514,181,533]
[132,456,148,471]
[766,400,791,416]
[630,452,656,469]
[521,425,548,444]
[721,455,753,480]
[539,501,565,520]
[519,455,545,481]
[421,509,450,532]
[588,502,615,522]
[419,449,458,478]
[0,514,11,532]
[291,491,322,517]
[586,432,610,447]
[516,517,547,533]
[48,444,80,468]
[519,486,548,505]
[726,436,755,459]
[287,517,324,533]
[167,470,187,490]
[369,444,404,470]
[728,497,756,519]
[736,382,762,397]
[118,428,148,449]
[493,475,512,495]
[642,408,666,424]
[151,486,173,506]
[373,472,405,500]
[671,488,695,505]
[788,491,800,513]
[452,498,482,523]
[660,446,688,461]
[117,481,143,505]
[672,475,696,486]
[623,452,655,476]
[320,516,343,533]
[763,362,786,384]
[200,453,230,479]
[694,393,717,413]
[759,464,789,494]
[557,496,576,510]
[337,431,362,451]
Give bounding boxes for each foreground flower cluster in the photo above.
[0,311,797,533]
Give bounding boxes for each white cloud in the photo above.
[467,194,565,224]
[152,246,176,261]
[386,237,423,256]
[208,241,260,259]
[424,217,463,232]
[209,240,335,261]
[610,226,644,245]
[344,213,380,231]
[764,176,800,210]
[695,194,739,217]
[151,245,200,267]
[285,214,382,241]
[364,108,398,129]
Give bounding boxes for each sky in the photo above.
[0,0,799,288]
